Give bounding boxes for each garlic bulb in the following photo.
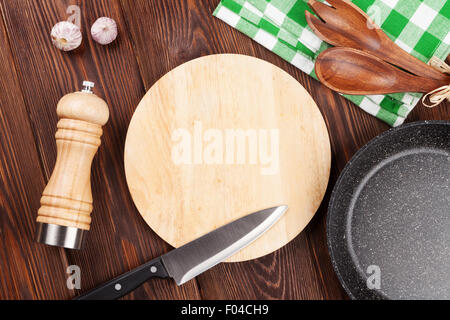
[91,17,118,45]
[51,21,82,51]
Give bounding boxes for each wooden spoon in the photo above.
[315,47,449,95]
[305,0,449,82]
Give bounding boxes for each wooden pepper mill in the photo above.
[36,81,109,249]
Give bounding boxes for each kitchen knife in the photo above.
[74,205,288,300]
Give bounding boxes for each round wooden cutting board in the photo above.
[125,54,331,262]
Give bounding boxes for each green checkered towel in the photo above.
[214,0,450,126]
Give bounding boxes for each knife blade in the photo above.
[74,205,288,300]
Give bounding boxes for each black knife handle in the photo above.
[73,257,169,300]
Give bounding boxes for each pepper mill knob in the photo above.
[35,81,109,249]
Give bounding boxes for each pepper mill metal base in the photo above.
[35,223,86,250]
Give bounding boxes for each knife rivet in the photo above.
[150,266,157,273]
[115,283,122,291]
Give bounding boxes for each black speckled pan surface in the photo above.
[328,121,450,300]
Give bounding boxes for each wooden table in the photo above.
[0,0,448,300]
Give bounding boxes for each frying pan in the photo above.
[328,121,450,300]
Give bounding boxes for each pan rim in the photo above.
[327,120,450,300]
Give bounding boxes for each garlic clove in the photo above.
[91,17,118,45]
[51,21,82,51]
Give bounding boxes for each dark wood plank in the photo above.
[0,4,72,300]
[1,0,448,300]
[120,0,449,300]
[0,0,200,299]
[408,101,450,122]
[119,0,349,300]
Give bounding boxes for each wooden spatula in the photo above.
[315,47,449,95]
[305,0,449,82]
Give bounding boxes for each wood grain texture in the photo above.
[306,0,449,82]
[37,92,109,230]
[316,47,449,94]
[0,6,72,300]
[0,0,448,300]
[119,0,356,300]
[0,0,200,300]
[125,54,331,262]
